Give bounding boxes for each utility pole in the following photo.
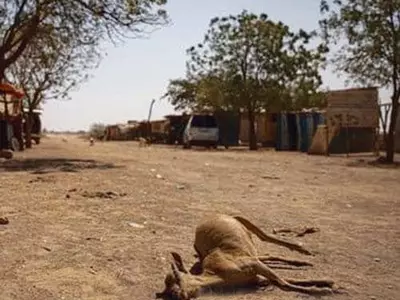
[147,98,156,138]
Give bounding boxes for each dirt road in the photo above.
[0,135,399,300]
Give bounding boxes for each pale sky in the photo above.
[41,0,391,131]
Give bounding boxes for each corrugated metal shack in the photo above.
[148,119,169,143]
[276,110,325,152]
[214,110,240,146]
[105,123,139,141]
[325,87,378,154]
[239,112,277,147]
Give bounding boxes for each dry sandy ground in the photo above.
[0,134,399,300]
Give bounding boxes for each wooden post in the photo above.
[373,127,379,157]
[147,98,156,139]
[325,124,329,156]
[345,113,350,158]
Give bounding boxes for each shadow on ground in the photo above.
[184,146,275,153]
[0,158,124,174]
[346,156,400,169]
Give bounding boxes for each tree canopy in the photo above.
[0,0,169,80]
[7,22,100,109]
[319,0,400,162]
[165,10,328,149]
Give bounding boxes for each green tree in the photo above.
[185,10,328,150]
[320,0,400,162]
[89,122,106,140]
[163,73,238,112]
[0,0,168,82]
[163,78,198,112]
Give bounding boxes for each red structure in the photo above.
[0,83,25,158]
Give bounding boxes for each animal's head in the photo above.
[155,252,197,300]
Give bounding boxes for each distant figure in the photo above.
[138,137,150,147]
[89,137,94,146]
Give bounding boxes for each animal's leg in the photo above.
[171,252,189,273]
[257,255,313,267]
[233,216,313,255]
[251,260,334,295]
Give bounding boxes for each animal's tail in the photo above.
[233,216,313,256]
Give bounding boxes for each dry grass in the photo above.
[0,134,399,300]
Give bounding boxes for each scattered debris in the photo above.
[65,194,71,199]
[29,176,54,183]
[346,204,353,208]
[89,266,97,274]
[273,227,320,237]
[156,174,164,180]
[68,188,77,193]
[82,191,127,199]
[248,184,256,188]
[176,185,185,190]
[86,237,102,241]
[204,162,210,166]
[150,168,156,172]
[128,221,145,229]
[42,246,52,252]
[0,217,9,225]
[261,175,280,180]
[373,257,381,262]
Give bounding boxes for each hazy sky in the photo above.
[41,0,390,131]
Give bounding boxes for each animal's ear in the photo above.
[171,262,183,286]
[170,251,188,273]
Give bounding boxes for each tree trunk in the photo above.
[248,108,258,150]
[385,95,399,163]
[25,110,33,148]
[0,59,5,83]
[0,69,9,118]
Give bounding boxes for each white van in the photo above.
[183,114,219,149]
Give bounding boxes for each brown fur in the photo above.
[157,214,337,299]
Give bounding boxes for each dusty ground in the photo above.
[0,134,399,300]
